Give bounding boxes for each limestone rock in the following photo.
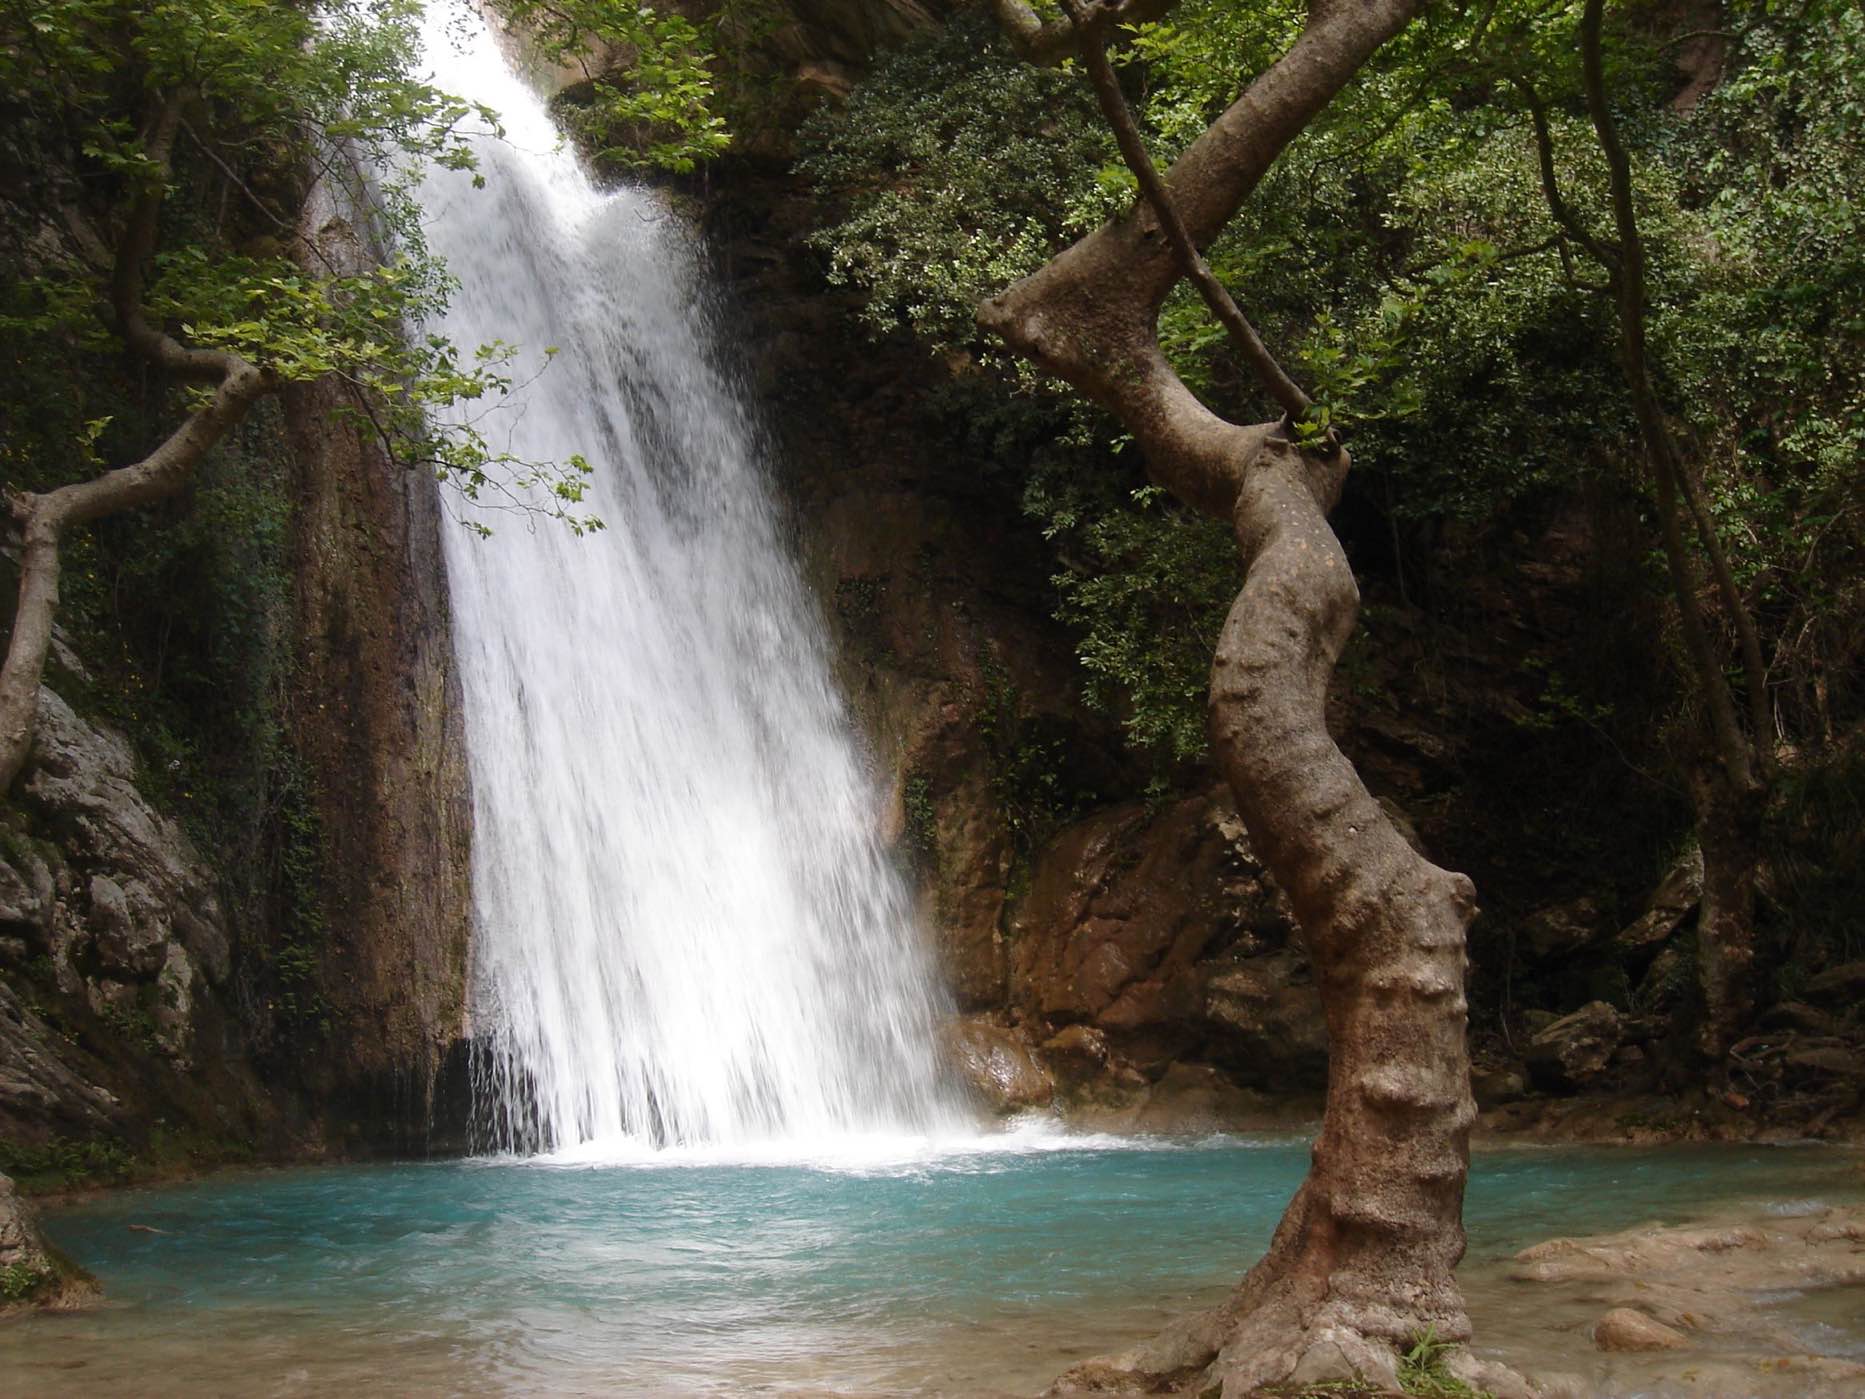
[1039,1023,1110,1089]
[1471,1062,1528,1106]
[0,839,55,942]
[938,1017,1052,1114]
[1,687,240,1138]
[0,1171,97,1311]
[1202,949,1329,1089]
[89,874,168,978]
[1594,1307,1688,1351]
[1526,1001,1624,1090]
[1009,787,1320,1101]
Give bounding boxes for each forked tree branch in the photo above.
[1,90,277,793]
[1057,0,1313,423]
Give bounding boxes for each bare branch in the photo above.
[1509,72,1617,268]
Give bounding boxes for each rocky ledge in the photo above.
[0,1170,95,1311]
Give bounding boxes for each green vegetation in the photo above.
[801,2,1862,774]
[0,1134,133,1193]
[496,0,729,171]
[800,0,1865,1010]
[0,1259,52,1303]
[1397,1327,1489,1398]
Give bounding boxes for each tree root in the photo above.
[1044,1291,1537,1398]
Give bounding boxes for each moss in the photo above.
[902,770,937,869]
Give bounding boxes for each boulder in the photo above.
[1039,1024,1110,1089]
[1202,949,1329,1090]
[1614,848,1703,956]
[1520,896,1605,962]
[938,1018,1052,1114]
[1593,1308,1688,1352]
[1526,1001,1625,1091]
[1471,1062,1528,1107]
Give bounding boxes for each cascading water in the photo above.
[411,9,962,1154]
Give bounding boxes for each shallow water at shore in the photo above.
[6,1134,1861,1396]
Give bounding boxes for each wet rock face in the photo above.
[281,342,474,1150]
[1005,787,1325,1101]
[938,1017,1052,1114]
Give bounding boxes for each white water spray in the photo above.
[411,9,962,1153]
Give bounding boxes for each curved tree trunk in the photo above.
[0,90,275,796]
[978,3,1495,1390]
[0,358,271,793]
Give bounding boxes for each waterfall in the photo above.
[411,9,961,1154]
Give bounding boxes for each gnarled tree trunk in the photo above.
[978,1,1495,1392]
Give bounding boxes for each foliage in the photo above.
[975,656,1097,855]
[1025,469,1233,764]
[0,1134,133,1193]
[798,16,1121,353]
[800,0,1865,787]
[0,0,601,532]
[495,0,728,171]
[0,1260,53,1303]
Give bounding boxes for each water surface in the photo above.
[10,1135,1861,1396]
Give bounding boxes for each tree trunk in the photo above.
[976,4,1492,1385]
[0,360,271,794]
[1691,765,1762,1065]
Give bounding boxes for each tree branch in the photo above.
[1058,0,1312,423]
[980,0,1416,517]
[0,359,272,792]
[1579,0,1771,778]
[110,92,244,383]
[1509,72,1617,268]
[987,0,1178,68]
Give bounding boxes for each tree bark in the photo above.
[0,90,275,794]
[981,2,1486,1391]
[1690,766,1762,1065]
